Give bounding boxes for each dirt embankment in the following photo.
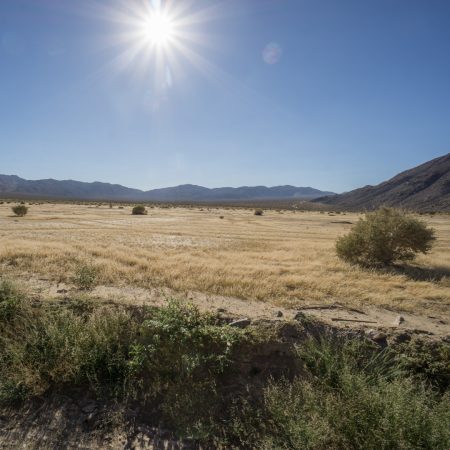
[1,312,448,450]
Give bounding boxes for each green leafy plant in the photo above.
[0,280,24,323]
[252,338,450,450]
[74,264,97,290]
[336,207,435,266]
[1,293,449,448]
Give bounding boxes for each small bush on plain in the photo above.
[132,205,147,215]
[11,204,28,217]
[254,209,264,216]
[336,207,435,266]
[74,264,97,290]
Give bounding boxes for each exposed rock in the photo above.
[276,310,283,318]
[81,402,98,414]
[394,315,405,326]
[412,329,434,335]
[229,318,251,328]
[294,311,308,321]
[366,329,387,342]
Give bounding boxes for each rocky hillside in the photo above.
[315,153,450,211]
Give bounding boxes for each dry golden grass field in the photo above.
[1,202,449,316]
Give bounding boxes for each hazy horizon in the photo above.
[2,0,450,192]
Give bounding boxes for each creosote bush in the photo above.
[336,207,435,266]
[11,204,28,217]
[254,209,264,216]
[132,205,147,215]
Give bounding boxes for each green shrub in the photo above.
[244,339,450,450]
[0,298,243,426]
[0,280,24,323]
[128,300,243,437]
[0,304,135,399]
[395,339,450,392]
[132,205,147,215]
[74,264,97,290]
[1,294,449,448]
[336,207,435,266]
[260,375,449,449]
[11,204,28,217]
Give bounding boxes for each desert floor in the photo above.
[1,202,449,334]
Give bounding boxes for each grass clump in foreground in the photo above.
[253,340,450,450]
[0,280,448,448]
[73,263,98,290]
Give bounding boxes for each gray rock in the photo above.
[229,318,251,328]
[81,402,98,414]
[393,315,405,326]
[366,329,387,342]
[412,329,434,335]
[294,312,307,321]
[276,311,283,318]
[391,332,411,344]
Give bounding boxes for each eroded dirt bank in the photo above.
[1,311,449,450]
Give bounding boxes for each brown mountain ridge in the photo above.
[315,153,450,212]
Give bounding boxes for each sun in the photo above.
[89,0,227,99]
[145,11,174,47]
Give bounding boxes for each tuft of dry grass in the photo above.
[0,203,449,313]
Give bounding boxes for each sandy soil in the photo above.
[21,274,450,340]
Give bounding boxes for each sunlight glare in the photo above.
[145,11,174,47]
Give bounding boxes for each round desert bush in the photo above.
[336,207,435,266]
[11,204,28,217]
[254,209,264,216]
[132,205,147,215]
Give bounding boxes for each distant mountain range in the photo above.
[314,153,450,211]
[0,174,334,202]
[3,153,449,209]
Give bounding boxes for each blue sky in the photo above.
[1,0,449,193]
